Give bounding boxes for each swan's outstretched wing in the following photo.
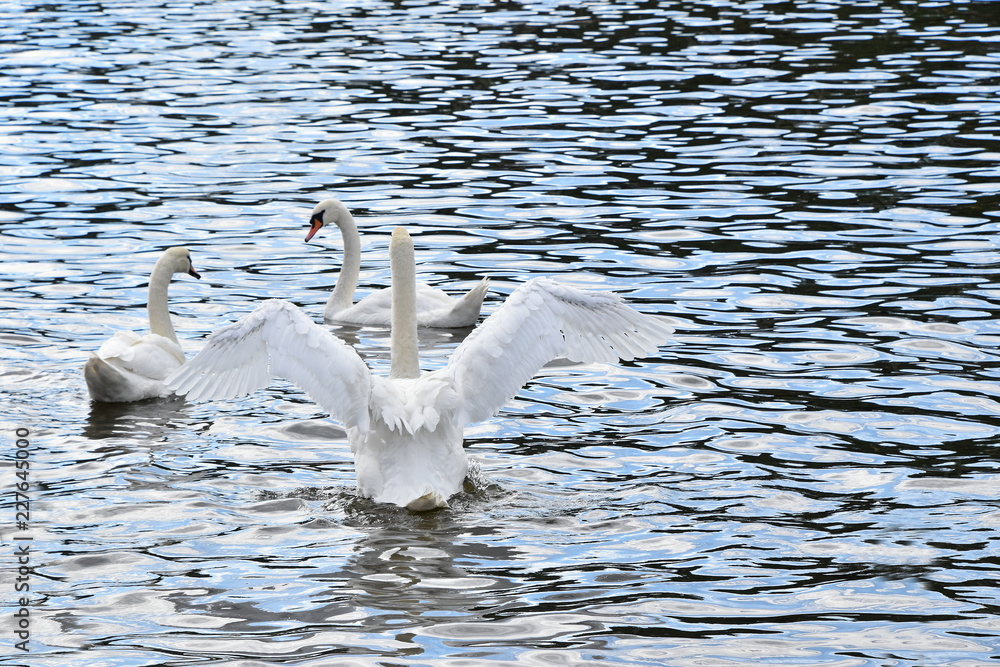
[166,299,372,432]
[447,277,671,425]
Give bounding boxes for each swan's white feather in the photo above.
[449,278,672,426]
[97,332,185,378]
[84,332,185,402]
[166,299,372,433]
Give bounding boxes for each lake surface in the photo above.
[2,0,1000,664]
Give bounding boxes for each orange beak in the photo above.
[305,213,323,242]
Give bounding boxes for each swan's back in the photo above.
[85,332,184,402]
[358,374,468,510]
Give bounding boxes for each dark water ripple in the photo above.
[2,0,1000,665]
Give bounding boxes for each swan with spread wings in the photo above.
[167,228,670,510]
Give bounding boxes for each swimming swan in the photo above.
[167,228,670,510]
[84,247,201,402]
[306,198,489,327]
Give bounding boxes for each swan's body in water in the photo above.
[306,198,489,328]
[84,247,201,402]
[168,228,670,510]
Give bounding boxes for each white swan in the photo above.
[84,247,201,403]
[167,228,670,510]
[306,198,489,328]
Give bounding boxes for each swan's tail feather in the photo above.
[462,277,490,309]
[406,491,449,512]
[84,353,177,403]
[84,355,127,402]
[420,277,490,328]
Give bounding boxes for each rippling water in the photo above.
[2,0,1000,664]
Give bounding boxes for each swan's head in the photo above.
[163,247,201,279]
[390,225,413,258]
[306,198,352,243]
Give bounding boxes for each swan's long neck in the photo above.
[389,227,420,379]
[324,210,362,320]
[147,255,179,344]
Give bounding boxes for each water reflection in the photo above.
[83,395,187,440]
[318,510,519,625]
